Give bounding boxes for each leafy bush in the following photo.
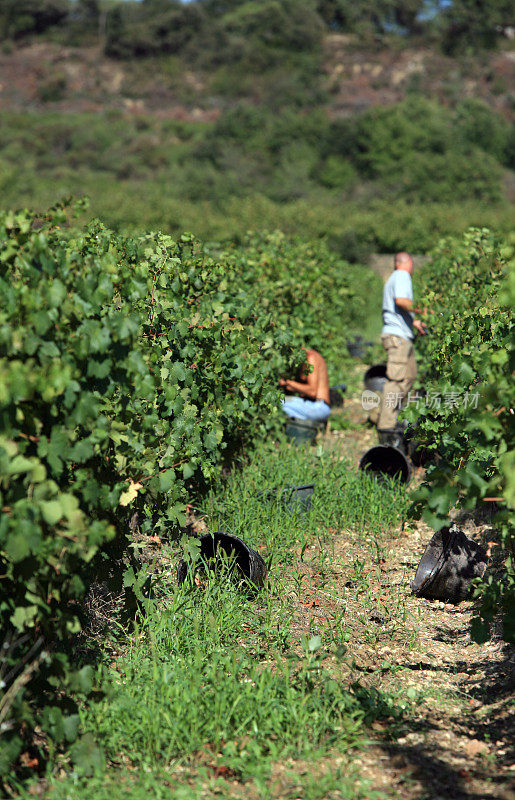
[317,155,358,191]
[0,203,299,781]
[399,149,502,203]
[215,231,383,379]
[219,0,324,59]
[195,98,508,203]
[455,99,514,168]
[37,72,67,103]
[407,228,514,642]
[0,0,68,39]
[328,97,504,202]
[105,2,205,59]
[105,0,323,64]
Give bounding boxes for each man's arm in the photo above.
[395,296,413,312]
[395,296,428,334]
[279,355,319,398]
[395,297,430,315]
[279,378,318,398]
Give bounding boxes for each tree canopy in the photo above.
[1,0,512,53]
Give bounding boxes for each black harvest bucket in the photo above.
[364,364,387,394]
[287,484,315,513]
[258,484,315,514]
[329,383,346,407]
[359,445,412,484]
[285,416,326,445]
[412,526,487,604]
[346,337,373,359]
[177,532,267,588]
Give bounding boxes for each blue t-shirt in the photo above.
[382,270,414,340]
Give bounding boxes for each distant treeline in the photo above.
[1,0,514,56]
[1,95,513,252]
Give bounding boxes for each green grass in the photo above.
[34,441,411,799]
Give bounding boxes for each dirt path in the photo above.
[76,368,514,800]
[294,378,515,800]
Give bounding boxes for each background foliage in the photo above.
[2,0,513,53]
[0,96,513,253]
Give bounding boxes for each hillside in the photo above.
[0,36,514,120]
[0,6,514,250]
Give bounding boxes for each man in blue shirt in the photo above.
[377,252,427,435]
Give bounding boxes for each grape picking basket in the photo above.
[411,527,487,604]
[177,531,267,589]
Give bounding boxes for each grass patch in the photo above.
[36,442,411,798]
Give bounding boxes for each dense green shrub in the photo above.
[216,231,382,378]
[105,2,204,59]
[407,229,514,642]
[0,100,511,245]
[219,0,323,57]
[194,98,507,203]
[328,98,505,202]
[105,0,323,64]
[455,99,514,168]
[0,0,68,39]
[0,203,300,780]
[398,149,502,203]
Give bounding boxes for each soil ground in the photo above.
[289,377,515,800]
